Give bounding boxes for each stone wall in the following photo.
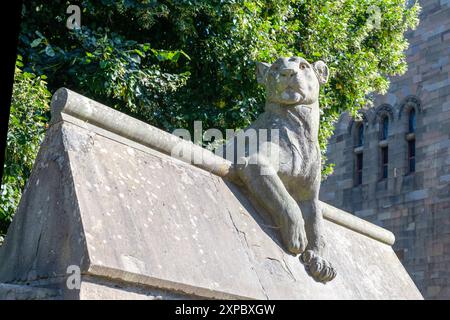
[320,0,450,299]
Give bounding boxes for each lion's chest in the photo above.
[253,108,320,180]
[278,121,320,180]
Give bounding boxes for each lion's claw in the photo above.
[300,250,337,283]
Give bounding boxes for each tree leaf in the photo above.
[45,45,55,57]
[30,38,42,48]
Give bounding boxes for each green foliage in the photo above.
[1,0,420,233]
[18,0,420,168]
[0,56,51,236]
[21,25,191,131]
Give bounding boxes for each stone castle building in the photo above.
[320,0,450,299]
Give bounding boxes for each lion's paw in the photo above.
[300,250,337,283]
[281,217,308,255]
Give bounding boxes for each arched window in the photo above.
[408,108,416,133]
[407,108,416,173]
[380,116,389,140]
[356,123,364,147]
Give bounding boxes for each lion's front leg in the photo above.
[299,197,337,283]
[236,156,308,255]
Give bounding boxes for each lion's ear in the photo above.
[313,60,329,85]
[256,62,271,85]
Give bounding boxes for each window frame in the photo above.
[408,108,416,134]
[355,122,364,147]
[380,115,389,140]
[407,139,416,174]
[380,146,389,180]
[355,152,363,186]
[405,107,417,175]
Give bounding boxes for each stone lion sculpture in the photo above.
[226,56,336,283]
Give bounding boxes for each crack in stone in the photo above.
[281,256,297,281]
[265,256,296,281]
[226,209,269,299]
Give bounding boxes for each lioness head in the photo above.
[256,57,329,106]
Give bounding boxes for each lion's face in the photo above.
[257,57,329,106]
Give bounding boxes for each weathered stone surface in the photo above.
[0,89,422,299]
[0,283,60,300]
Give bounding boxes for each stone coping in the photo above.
[50,87,395,246]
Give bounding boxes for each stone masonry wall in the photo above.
[320,0,450,299]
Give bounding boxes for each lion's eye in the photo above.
[300,64,307,70]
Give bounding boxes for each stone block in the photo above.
[406,190,429,202]
[427,286,441,297]
[0,284,60,300]
[355,209,375,218]
[378,212,392,221]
